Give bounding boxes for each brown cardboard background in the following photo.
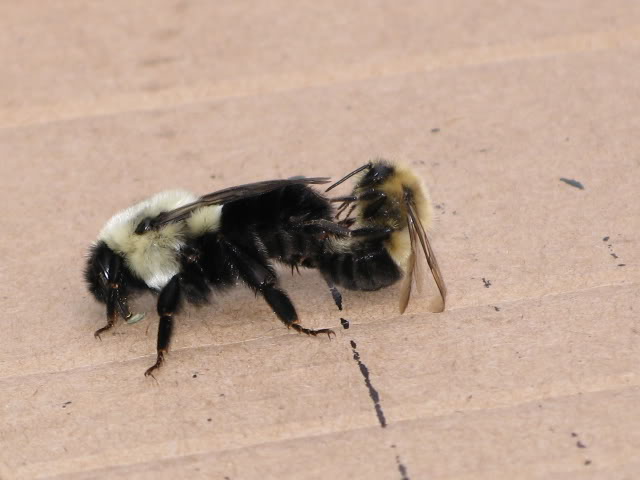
[1,2,639,479]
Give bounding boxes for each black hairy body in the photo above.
[86,180,342,376]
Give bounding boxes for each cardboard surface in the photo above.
[1,2,639,479]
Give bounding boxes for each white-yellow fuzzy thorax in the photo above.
[98,190,222,290]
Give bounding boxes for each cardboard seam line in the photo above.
[0,281,635,382]
[1,26,640,131]
[30,383,640,480]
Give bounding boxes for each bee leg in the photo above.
[360,191,387,219]
[224,239,335,338]
[298,218,352,237]
[261,283,335,338]
[94,286,119,339]
[323,277,343,311]
[349,226,394,240]
[145,275,182,377]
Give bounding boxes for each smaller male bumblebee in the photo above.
[317,159,447,313]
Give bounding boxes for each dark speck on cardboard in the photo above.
[560,178,584,189]
[602,236,609,242]
[431,127,440,133]
[494,306,500,311]
[584,460,591,466]
[571,432,578,437]
[577,440,587,448]
[340,318,350,329]
[482,278,492,288]
[62,401,72,408]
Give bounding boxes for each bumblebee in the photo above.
[85,178,350,376]
[317,159,447,313]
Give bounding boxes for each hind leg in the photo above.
[223,238,335,338]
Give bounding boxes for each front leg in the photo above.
[145,275,182,377]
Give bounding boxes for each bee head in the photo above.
[357,159,395,188]
[85,241,142,322]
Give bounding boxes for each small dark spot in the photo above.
[219,393,225,397]
[559,178,584,190]
[584,460,591,466]
[482,278,492,288]
[618,264,626,267]
[452,210,457,215]
[494,306,500,311]
[602,236,609,242]
[350,340,357,348]
[466,395,473,401]
[610,253,619,259]
[391,444,396,449]
[210,174,217,179]
[340,318,350,329]
[576,440,587,448]
[565,137,570,142]
[192,373,198,378]
[207,418,212,422]
[538,404,543,408]
[62,401,72,408]
[477,148,490,153]
[571,432,578,437]
[431,127,440,133]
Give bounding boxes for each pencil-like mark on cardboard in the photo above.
[396,456,410,480]
[482,278,491,288]
[350,340,387,428]
[560,178,584,189]
[391,445,411,480]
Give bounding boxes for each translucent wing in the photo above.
[398,219,417,314]
[139,177,330,232]
[406,201,447,313]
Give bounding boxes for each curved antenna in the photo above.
[325,163,372,192]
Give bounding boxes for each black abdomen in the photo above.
[317,241,402,291]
